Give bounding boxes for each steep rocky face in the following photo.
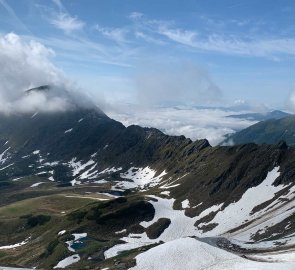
[223,114,295,146]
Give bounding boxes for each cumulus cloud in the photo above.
[135,62,222,107]
[0,32,87,114]
[51,12,85,34]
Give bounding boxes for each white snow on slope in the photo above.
[104,195,199,258]
[0,163,13,171]
[64,128,73,134]
[11,177,25,182]
[105,166,295,259]
[117,167,167,189]
[181,199,190,208]
[199,166,288,239]
[196,203,224,221]
[0,147,10,164]
[0,237,30,250]
[130,237,295,270]
[66,233,87,252]
[98,167,122,174]
[68,158,95,176]
[53,254,80,269]
[30,182,45,187]
[249,250,295,263]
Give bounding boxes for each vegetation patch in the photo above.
[67,209,87,223]
[0,251,6,258]
[26,214,51,227]
[95,201,155,226]
[146,218,171,239]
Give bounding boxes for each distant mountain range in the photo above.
[223,114,295,146]
[226,110,290,122]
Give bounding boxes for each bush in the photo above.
[67,210,87,223]
[27,215,51,227]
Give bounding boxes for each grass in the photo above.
[0,193,153,269]
[0,194,94,218]
[0,251,6,258]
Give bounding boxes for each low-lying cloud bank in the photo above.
[0,32,87,114]
[106,106,257,146]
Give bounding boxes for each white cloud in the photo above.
[135,62,222,107]
[157,26,295,57]
[129,14,295,58]
[0,32,82,114]
[129,12,144,20]
[158,27,197,46]
[51,12,85,34]
[95,25,128,43]
[135,32,165,45]
[106,106,257,146]
[52,0,63,10]
[287,90,295,112]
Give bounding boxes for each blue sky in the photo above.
[1,0,295,109]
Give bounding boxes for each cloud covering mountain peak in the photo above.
[0,32,90,114]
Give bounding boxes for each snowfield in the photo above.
[104,166,295,269]
[130,237,295,270]
[116,167,167,189]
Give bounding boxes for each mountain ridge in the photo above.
[0,91,294,269]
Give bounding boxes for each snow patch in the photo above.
[58,230,66,236]
[68,158,95,176]
[0,237,30,250]
[116,167,166,190]
[181,199,190,208]
[64,128,73,134]
[53,254,80,269]
[30,182,45,187]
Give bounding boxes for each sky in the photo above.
[1,0,295,110]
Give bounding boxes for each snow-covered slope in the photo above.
[130,237,295,270]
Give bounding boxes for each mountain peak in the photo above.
[25,85,51,94]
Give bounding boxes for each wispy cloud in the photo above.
[158,27,197,46]
[51,12,85,34]
[95,24,128,43]
[0,0,31,34]
[128,12,295,58]
[129,12,144,20]
[135,32,165,45]
[52,0,63,11]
